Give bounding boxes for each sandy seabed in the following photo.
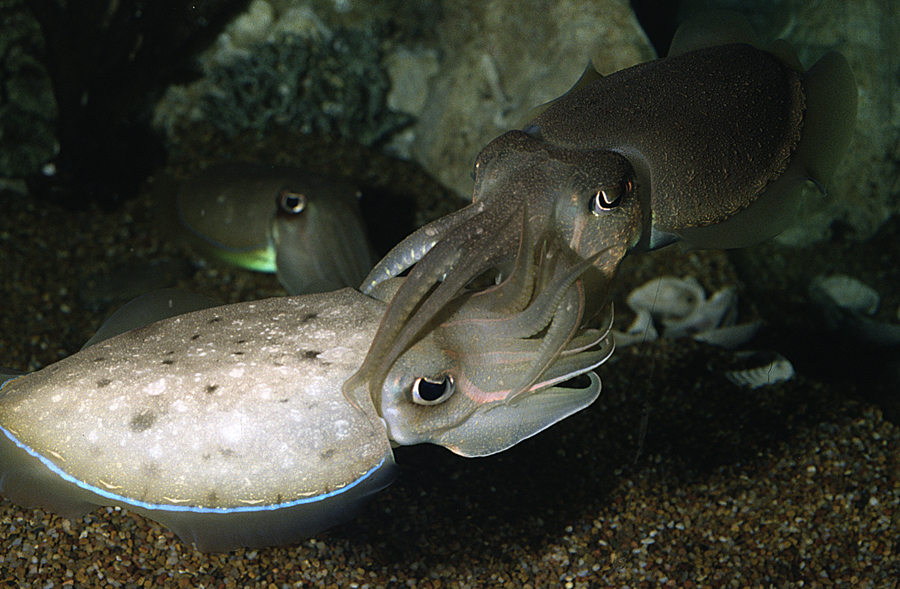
[1,189,897,588]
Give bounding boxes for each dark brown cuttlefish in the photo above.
[346,12,858,398]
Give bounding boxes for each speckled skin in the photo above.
[0,290,395,552]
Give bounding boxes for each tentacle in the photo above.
[532,308,615,390]
[474,204,536,314]
[505,245,613,401]
[442,242,612,403]
[471,243,609,341]
[360,204,483,293]
[346,199,526,410]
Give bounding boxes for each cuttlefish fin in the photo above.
[0,434,104,521]
[765,38,804,71]
[438,372,601,457]
[0,367,24,388]
[524,62,605,125]
[668,10,760,56]
[793,50,857,189]
[81,289,223,349]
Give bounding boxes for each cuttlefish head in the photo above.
[355,131,641,414]
[268,177,375,294]
[472,129,646,280]
[348,232,615,457]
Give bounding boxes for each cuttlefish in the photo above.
[0,245,612,552]
[349,12,856,401]
[175,162,376,294]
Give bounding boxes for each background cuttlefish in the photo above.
[0,242,612,552]
[175,162,376,294]
[351,12,857,403]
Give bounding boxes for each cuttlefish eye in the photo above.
[589,178,633,215]
[411,374,455,405]
[279,190,307,214]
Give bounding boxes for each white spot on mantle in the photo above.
[221,419,243,443]
[147,378,167,396]
[318,346,352,362]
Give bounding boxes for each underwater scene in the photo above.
[0,0,898,586]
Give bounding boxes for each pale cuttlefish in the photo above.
[0,246,612,552]
[350,12,856,403]
[175,162,376,294]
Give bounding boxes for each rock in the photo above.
[401,0,654,199]
[153,0,654,206]
[0,2,58,178]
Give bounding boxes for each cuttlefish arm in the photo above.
[362,249,615,457]
[349,218,617,457]
[355,135,641,408]
[360,203,484,292]
[347,195,531,409]
[175,162,375,294]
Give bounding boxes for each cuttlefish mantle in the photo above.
[522,17,857,253]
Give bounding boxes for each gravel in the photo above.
[1,187,897,588]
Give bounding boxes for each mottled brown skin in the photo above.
[527,42,804,246]
[354,13,856,400]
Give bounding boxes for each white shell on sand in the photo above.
[723,351,795,389]
[618,276,758,349]
[809,275,880,315]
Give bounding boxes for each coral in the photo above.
[199,27,412,146]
